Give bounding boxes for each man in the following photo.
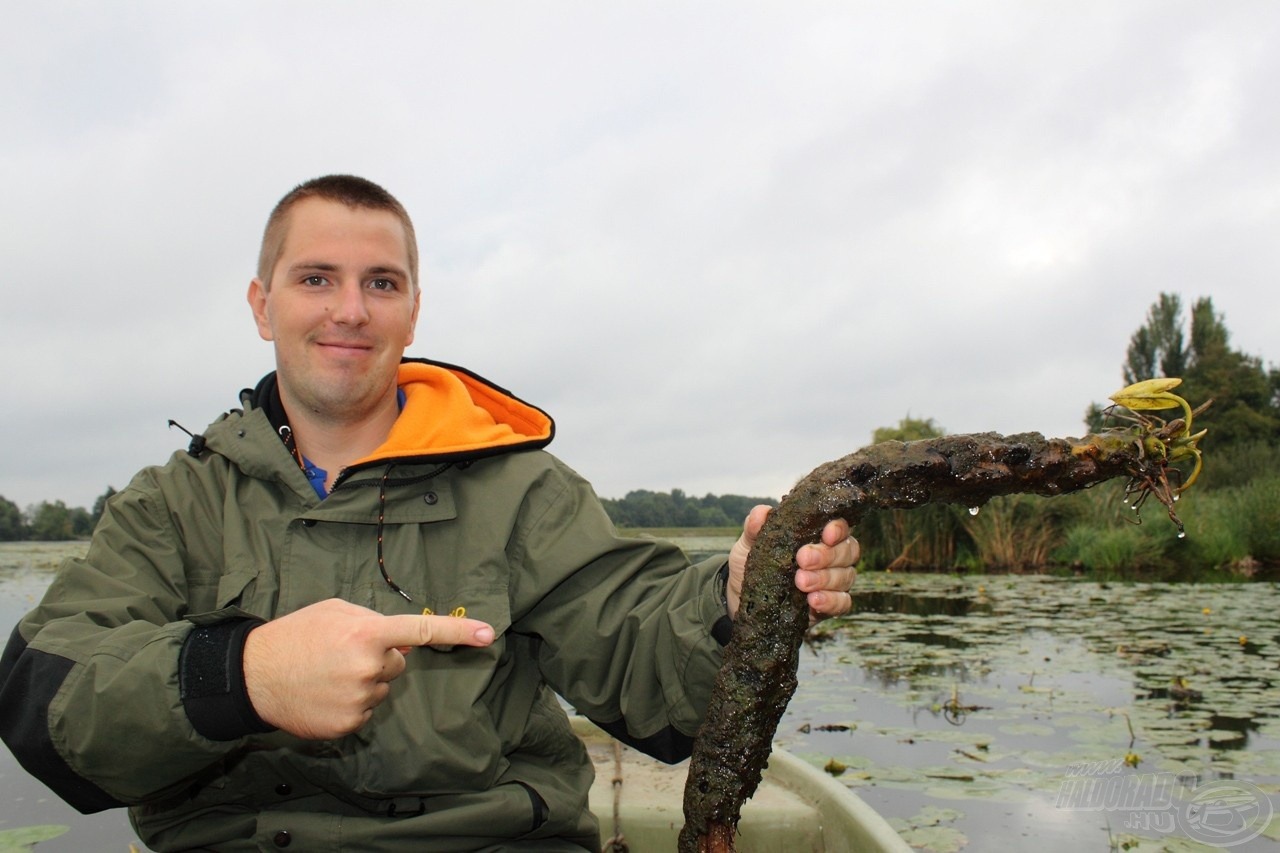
[0,176,857,851]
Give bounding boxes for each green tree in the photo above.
[91,486,117,525]
[0,495,26,541]
[1124,292,1187,384]
[69,506,94,537]
[28,500,73,540]
[1181,298,1279,448]
[872,415,946,443]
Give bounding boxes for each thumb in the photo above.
[731,505,772,563]
[743,504,771,543]
[727,505,773,619]
[381,614,496,651]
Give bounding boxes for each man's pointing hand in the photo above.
[243,598,495,740]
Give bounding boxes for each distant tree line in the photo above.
[600,489,778,529]
[0,487,116,542]
[4,482,770,540]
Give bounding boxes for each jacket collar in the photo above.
[244,358,555,471]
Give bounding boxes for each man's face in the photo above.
[247,197,420,423]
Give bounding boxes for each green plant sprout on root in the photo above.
[1103,378,1210,536]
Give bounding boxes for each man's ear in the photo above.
[404,287,421,347]
[247,278,273,341]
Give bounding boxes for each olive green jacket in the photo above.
[0,360,729,851]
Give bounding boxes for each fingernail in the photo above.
[474,626,495,644]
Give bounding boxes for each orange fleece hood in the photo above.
[354,359,554,467]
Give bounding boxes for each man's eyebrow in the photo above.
[287,261,340,275]
[365,265,409,279]
[285,262,408,278]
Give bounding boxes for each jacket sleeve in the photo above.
[0,463,262,812]
[505,459,730,764]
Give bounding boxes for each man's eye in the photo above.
[369,278,396,291]
[304,275,327,286]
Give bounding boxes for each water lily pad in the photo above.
[0,825,69,852]
[892,806,969,853]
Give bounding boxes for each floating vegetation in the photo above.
[0,825,69,852]
[781,572,1280,852]
[888,806,968,853]
[939,683,990,725]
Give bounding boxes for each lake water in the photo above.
[3,541,1278,851]
[779,572,1280,852]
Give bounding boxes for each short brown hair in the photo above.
[257,175,419,290]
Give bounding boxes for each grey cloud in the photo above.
[3,2,1277,511]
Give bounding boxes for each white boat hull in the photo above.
[575,717,910,852]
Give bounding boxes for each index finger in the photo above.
[380,614,496,650]
[797,526,859,572]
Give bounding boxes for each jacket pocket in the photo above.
[185,567,258,618]
[365,576,513,638]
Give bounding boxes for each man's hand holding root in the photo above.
[243,598,495,740]
[727,505,859,624]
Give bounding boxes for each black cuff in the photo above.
[590,716,695,765]
[179,619,276,741]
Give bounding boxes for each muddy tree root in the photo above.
[679,429,1187,852]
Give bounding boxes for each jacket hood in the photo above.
[244,358,555,472]
[376,359,555,463]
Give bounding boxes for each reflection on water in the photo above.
[1206,714,1261,751]
[852,588,992,617]
[900,630,973,649]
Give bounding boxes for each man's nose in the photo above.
[332,282,371,325]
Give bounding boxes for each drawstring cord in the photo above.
[167,420,207,457]
[278,424,306,471]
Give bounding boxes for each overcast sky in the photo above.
[3,2,1277,512]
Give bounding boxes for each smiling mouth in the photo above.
[315,340,375,351]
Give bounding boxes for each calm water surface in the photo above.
[780,571,1280,852]
[3,541,1278,851]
